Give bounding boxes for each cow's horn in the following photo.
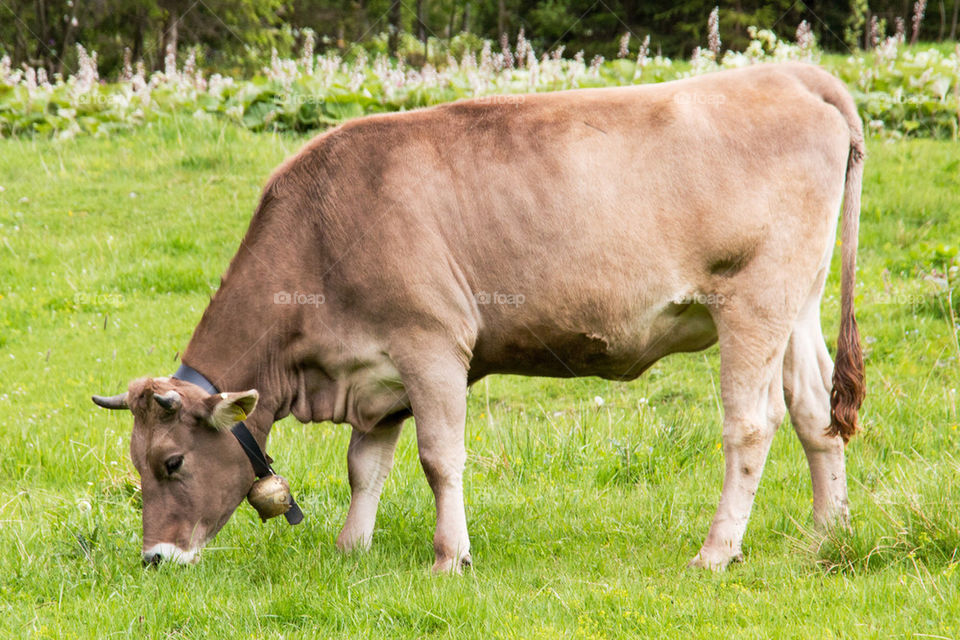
[154,390,182,411]
[92,393,129,410]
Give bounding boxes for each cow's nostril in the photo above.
[142,552,162,567]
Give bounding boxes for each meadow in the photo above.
[0,111,959,636]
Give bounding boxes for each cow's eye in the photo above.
[164,455,184,475]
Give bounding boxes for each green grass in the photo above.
[1,117,959,638]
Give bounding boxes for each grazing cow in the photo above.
[93,62,865,571]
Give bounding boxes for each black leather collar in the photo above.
[172,363,304,525]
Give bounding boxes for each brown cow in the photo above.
[93,61,865,571]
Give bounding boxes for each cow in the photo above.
[93,61,865,572]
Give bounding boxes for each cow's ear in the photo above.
[205,390,259,430]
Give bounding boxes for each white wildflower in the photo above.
[164,42,176,79]
[796,20,815,54]
[500,32,513,69]
[589,55,604,77]
[618,33,630,59]
[515,28,530,68]
[634,35,651,81]
[24,66,37,92]
[708,7,721,58]
[911,0,927,44]
[121,47,132,82]
[300,28,315,75]
[74,44,98,95]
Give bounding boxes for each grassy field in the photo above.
[0,116,959,638]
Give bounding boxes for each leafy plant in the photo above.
[1,30,958,139]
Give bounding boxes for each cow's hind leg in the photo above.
[690,304,791,570]
[783,292,850,528]
[337,418,405,552]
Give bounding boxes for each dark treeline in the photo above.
[2,0,957,76]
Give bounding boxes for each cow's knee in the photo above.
[723,399,783,451]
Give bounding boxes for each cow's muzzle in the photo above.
[142,543,200,566]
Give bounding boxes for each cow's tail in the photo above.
[819,72,866,445]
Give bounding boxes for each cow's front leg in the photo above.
[402,354,471,573]
[336,419,404,552]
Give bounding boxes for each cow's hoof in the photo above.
[688,548,743,571]
[432,553,472,574]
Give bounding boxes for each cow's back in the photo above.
[260,63,853,380]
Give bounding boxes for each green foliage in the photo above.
[2,33,959,141]
[828,46,960,140]
[844,0,870,49]
[529,0,579,42]
[0,0,289,74]
[3,1,957,79]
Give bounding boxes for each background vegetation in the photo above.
[2,0,960,75]
[2,25,960,141]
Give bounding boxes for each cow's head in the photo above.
[92,377,259,564]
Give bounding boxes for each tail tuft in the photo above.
[829,309,864,443]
